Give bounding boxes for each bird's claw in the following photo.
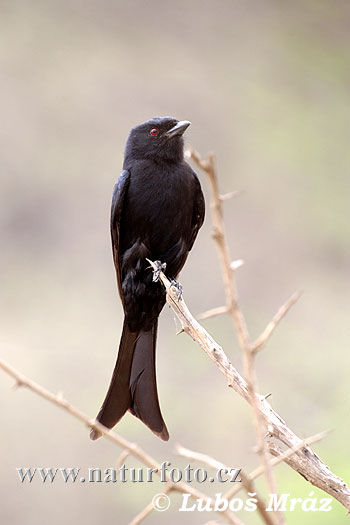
[152,260,167,282]
[170,279,183,300]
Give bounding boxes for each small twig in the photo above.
[176,444,274,525]
[252,291,303,353]
[176,443,232,472]
[197,305,228,320]
[116,449,130,470]
[219,191,243,201]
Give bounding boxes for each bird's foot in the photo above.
[152,260,167,282]
[170,279,183,300]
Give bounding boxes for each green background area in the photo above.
[1,1,349,523]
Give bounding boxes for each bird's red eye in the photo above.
[150,128,159,136]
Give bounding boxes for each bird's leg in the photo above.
[170,279,183,300]
[152,260,167,282]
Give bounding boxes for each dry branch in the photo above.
[147,264,350,511]
[0,358,241,525]
[187,147,349,518]
[188,148,281,524]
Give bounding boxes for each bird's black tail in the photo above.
[90,318,169,441]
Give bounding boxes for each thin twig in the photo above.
[198,305,228,320]
[176,443,235,473]
[219,190,243,201]
[176,444,274,525]
[252,291,302,353]
[116,449,130,471]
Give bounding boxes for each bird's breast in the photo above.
[120,162,194,264]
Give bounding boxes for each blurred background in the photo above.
[1,0,349,523]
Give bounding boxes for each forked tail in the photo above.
[90,319,169,441]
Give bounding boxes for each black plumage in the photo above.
[90,117,205,441]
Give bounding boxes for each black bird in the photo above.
[90,117,205,441]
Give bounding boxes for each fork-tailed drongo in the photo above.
[90,117,205,441]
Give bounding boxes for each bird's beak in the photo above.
[165,120,191,138]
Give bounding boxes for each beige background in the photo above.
[1,1,349,523]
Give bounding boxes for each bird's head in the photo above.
[124,116,191,165]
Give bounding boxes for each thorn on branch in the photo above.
[230,259,244,271]
[220,190,243,201]
[12,380,24,391]
[264,427,274,439]
[211,228,222,241]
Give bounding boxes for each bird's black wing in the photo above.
[91,168,169,442]
[110,169,130,304]
[188,172,205,251]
